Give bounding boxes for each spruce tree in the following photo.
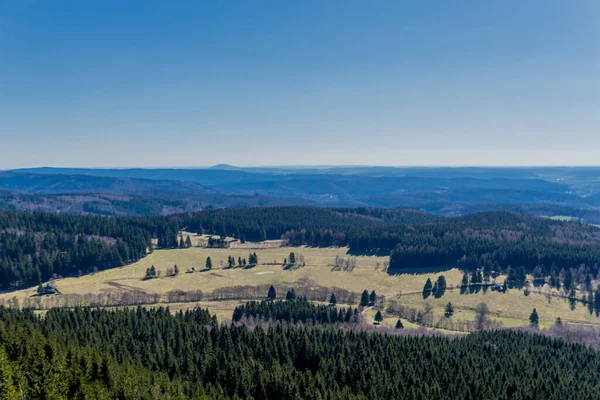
[374,311,383,324]
[395,319,404,329]
[444,302,454,318]
[423,278,433,299]
[205,257,212,270]
[569,288,577,311]
[360,290,370,307]
[173,264,179,275]
[185,235,192,248]
[329,293,337,305]
[369,290,377,306]
[286,289,296,300]
[529,308,539,327]
[268,285,276,300]
[435,275,447,298]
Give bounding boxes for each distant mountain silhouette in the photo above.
[4,166,600,219]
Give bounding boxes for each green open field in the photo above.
[2,246,598,329]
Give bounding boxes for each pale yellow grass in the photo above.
[4,246,597,329]
[0,246,460,305]
[397,286,600,328]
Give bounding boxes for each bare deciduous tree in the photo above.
[475,303,490,330]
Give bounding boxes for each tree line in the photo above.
[4,208,600,289]
[2,306,600,398]
[232,297,359,324]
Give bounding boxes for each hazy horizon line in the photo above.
[5,164,600,171]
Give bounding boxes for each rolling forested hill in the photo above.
[2,207,600,290]
[1,306,600,399]
[3,166,600,218]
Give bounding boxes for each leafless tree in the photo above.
[475,303,490,330]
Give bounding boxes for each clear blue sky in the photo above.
[1,0,598,168]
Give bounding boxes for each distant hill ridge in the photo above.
[3,166,600,218]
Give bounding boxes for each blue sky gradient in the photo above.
[1,1,599,168]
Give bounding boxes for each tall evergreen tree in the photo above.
[374,310,383,324]
[569,288,577,311]
[205,257,212,270]
[529,308,539,327]
[435,275,447,298]
[329,293,337,305]
[369,290,377,306]
[286,289,296,300]
[360,290,370,307]
[267,285,276,300]
[444,302,454,318]
[423,278,433,299]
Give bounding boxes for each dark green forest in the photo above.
[2,306,600,399]
[232,298,359,324]
[2,207,600,289]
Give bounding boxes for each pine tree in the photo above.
[435,275,447,298]
[444,302,454,318]
[555,317,563,326]
[360,290,370,307]
[395,319,404,329]
[268,285,276,300]
[585,274,592,292]
[185,235,192,248]
[289,252,296,265]
[569,287,577,311]
[173,264,179,275]
[329,293,337,305]
[529,308,539,326]
[423,278,433,298]
[228,256,234,268]
[0,348,19,400]
[179,237,185,248]
[374,311,383,324]
[205,257,212,270]
[286,289,296,300]
[369,290,377,306]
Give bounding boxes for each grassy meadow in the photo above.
[2,245,598,329]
